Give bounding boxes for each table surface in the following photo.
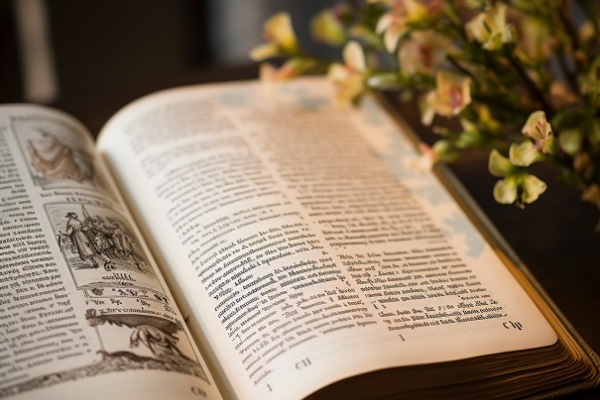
[9,63,600,399]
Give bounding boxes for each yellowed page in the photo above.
[0,105,222,400]
[96,78,557,400]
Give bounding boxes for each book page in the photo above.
[97,78,558,400]
[0,105,222,400]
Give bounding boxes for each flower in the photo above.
[493,175,519,204]
[250,13,299,61]
[465,4,514,51]
[410,140,457,172]
[488,148,516,177]
[489,149,547,206]
[519,174,548,204]
[521,111,554,154]
[398,30,449,75]
[371,0,429,53]
[311,7,348,46]
[509,141,541,167]
[410,142,437,173]
[252,1,600,218]
[328,41,368,105]
[421,71,472,125]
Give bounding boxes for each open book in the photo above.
[0,77,598,400]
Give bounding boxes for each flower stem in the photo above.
[504,50,555,118]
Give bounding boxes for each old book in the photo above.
[0,77,598,400]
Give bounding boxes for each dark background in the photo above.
[1,1,599,398]
[0,0,338,131]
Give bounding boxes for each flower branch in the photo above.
[249,1,600,228]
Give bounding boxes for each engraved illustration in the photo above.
[47,203,168,299]
[0,117,209,398]
[0,308,206,398]
[84,309,205,379]
[57,205,144,273]
[28,130,93,182]
[0,202,211,397]
[62,211,110,270]
[11,115,101,189]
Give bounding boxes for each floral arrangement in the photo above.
[249,0,600,227]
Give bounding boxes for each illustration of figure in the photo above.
[61,212,100,268]
[96,217,116,256]
[111,221,142,270]
[84,216,114,271]
[27,130,93,182]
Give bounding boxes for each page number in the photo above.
[295,357,312,370]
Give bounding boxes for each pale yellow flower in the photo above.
[372,0,429,53]
[422,71,472,125]
[398,30,449,75]
[509,141,540,167]
[328,41,367,105]
[521,111,554,154]
[250,13,299,61]
[488,149,547,205]
[520,174,547,204]
[493,176,519,204]
[311,8,347,46]
[489,149,516,178]
[466,4,514,51]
